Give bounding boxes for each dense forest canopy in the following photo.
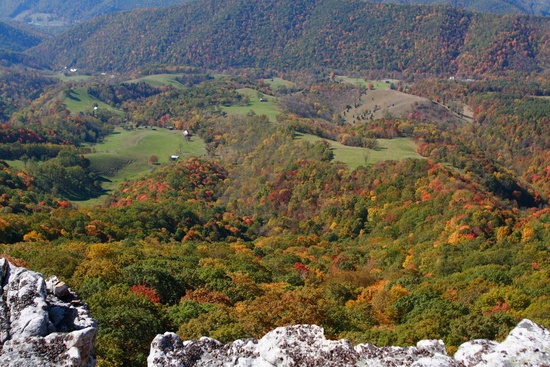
[0,0,548,366]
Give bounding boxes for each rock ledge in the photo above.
[149,319,550,367]
[0,258,97,367]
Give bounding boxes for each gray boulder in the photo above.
[0,258,97,367]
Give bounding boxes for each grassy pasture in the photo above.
[62,87,121,115]
[126,74,187,89]
[335,76,393,90]
[57,73,92,82]
[221,88,281,122]
[265,77,295,89]
[296,133,423,170]
[81,127,206,205]
[343,89,432,123]
[4,160,25,170]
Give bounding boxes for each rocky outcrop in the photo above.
[0,258,97,367]
[455,318,550,367]
[149,320,550,367]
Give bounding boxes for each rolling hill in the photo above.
[27,0,550,75]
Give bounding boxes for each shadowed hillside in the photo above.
[0,20,45,52]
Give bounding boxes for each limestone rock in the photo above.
[148,324,450,367]
[149,320,550,367]
[355,339,455,367]
[0,258,97,367]
[258,324,359,366]
[455,318,550,367]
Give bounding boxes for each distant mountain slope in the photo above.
[28,0,550,75]
[0,20,45,52]
[374,0,549,16]
[1,0,547,22]
[0,0,188,26]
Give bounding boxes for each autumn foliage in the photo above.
[0,67,548,367]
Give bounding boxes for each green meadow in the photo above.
[126,74,187,89]
[62,87,121,115]
[265,77,295,89]
[334,76,393,90]
[221,88,281,122]
[81,127,206,205]
[296,133,423,170]
[4,160,25,170]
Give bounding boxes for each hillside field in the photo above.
[127,74,188,89]
[343,89,433,123]
[295,133,422,169]
[335,77,394,89]
[62,86,121,114]
[221,88,281,122]
[265,77,296,89]
[82,127,206,204]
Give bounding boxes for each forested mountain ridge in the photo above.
[374,0,550,16]
[0,0,188,27]
[1,0,546,26]
[0,20,45,52]
[28,0,550,75]
[0,0,548,361]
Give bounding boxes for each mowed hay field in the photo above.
[296,133,423,170]
[82,127,206,204]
